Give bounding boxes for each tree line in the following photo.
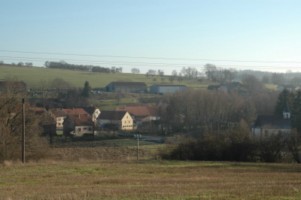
[45,61,122,73]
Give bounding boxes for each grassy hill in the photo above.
[1,160,301,199]
[0,65,207,89]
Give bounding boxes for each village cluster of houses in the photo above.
[0,80,294,138]
[47,105,160,137]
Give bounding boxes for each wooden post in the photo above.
[22,98,25,163]
[137,134,140,161]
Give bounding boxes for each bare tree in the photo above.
[131,68,140,74]
[0,93,49,162]
[160,89,256,133]
[181,67,199,80]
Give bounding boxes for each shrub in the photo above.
[163,128,287,163]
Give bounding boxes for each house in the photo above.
[97,111,134,131]
[63,114,94,137]
[83,107,101,124]
[49,109,67,135]
[62,108,93,137]
[149,84,187,94]
[105,81,147,93]
[116,105,160,127]
[0,80,27,94]
[50,108,93,136]
[252,110,291,137]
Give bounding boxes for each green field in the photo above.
[1,160,301,200]
[0,65,206,89]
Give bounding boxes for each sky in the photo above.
[1,0,301,74]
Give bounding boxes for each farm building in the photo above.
[105,81,147,93]
[150,84,187,94]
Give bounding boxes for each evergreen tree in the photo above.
[275,89,294,116]
[81,81,91,98]
[292,90,301,132]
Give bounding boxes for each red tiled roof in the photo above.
[71,115,93,126]
[116,105,157,117]
[49,108,67,117]
[63,108,89,116]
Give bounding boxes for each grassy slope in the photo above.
[1,161,301,200]
[0,65,206,89]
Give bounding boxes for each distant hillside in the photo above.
[0,65,204,89]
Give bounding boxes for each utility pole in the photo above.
[22,98,25,163]
[135,133,141,161]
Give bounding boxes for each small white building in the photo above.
[252,111,291,137]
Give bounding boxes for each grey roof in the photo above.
[253,115,291,129]
[98,111,127,120]
[108,82,147,87]
[151,84,186,87]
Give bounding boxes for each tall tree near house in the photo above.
[274,89,294,116]
[81,81,91,98]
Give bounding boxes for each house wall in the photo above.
[150,85,186,94]
[121,112,134,131]
[253,127,291,137]
[71,125,93,137]
[92,109,101,123]
[56,116,65,129]
[262,128,291,135]
[98,119,119,126]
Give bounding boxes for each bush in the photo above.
[163,129,287,163]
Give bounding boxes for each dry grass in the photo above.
[1,160,301,200]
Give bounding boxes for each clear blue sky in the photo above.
[1,0,301,74]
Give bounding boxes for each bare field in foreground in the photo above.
[1,160,301,200]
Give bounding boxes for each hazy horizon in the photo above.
[1,0,301,74]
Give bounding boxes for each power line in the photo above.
[1,49,301,64]
[1,56,301,70]
[2,51,301,73]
